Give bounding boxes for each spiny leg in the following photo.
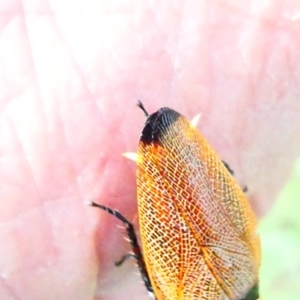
[222,160,248,192]
[90,202,154,294]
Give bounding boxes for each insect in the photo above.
[91,102,261,300]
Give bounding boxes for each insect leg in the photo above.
[90,202,154,294]
[222,161,248,192]
[115,253,136,266]
[222,160,234,175]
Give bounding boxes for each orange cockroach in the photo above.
[91,102,261,300]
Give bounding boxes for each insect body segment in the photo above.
[92,104,260,300]
[136,108,260,300]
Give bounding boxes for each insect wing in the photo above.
[137,108,260,300]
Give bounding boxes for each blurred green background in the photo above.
[260,158,300,299]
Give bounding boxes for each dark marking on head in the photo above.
[140,107,181,145]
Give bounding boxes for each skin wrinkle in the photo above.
[0,276,20,300]
[1,204,55,296]
[5,113,45,219]
[21,12,55,222]
[48,10,97,102]
[0,0,300,299]
[170,3,192,107]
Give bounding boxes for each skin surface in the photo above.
[0,0,300,299]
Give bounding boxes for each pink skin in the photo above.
[1,1,300,299]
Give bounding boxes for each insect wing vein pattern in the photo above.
[137,107,260,300]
